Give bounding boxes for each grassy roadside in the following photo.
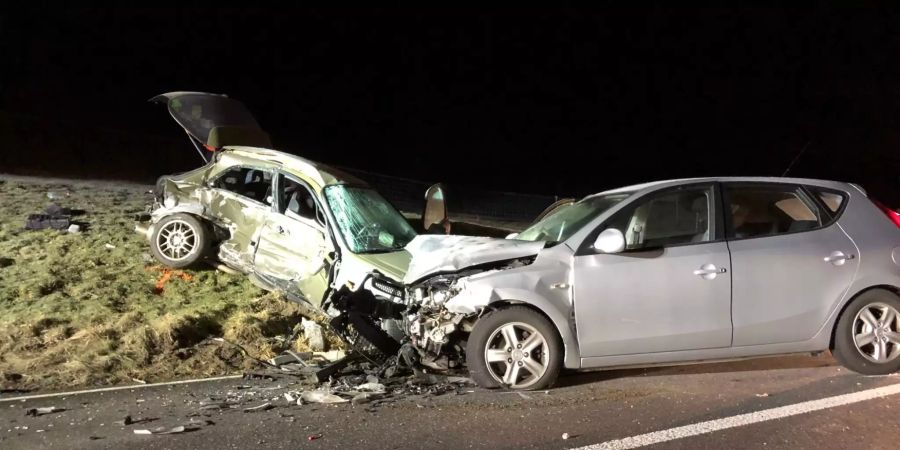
[0,176,336,391]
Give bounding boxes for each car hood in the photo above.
[402,235,545,284]
[150,92,272,149]
[353,250,412,283]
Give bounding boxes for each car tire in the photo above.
[149,213,210,269]
[466,306,563,390]
[832,288,900,375]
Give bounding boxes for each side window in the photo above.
[808,187,846,214]
[278,176,322,225]
[606,186,714,250]
[212,167,273,204]
[724,184,822,239]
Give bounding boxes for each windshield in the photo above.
[516,193,633,244]
[324,185,418,254]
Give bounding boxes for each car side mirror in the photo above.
[423,183,449,234]
[594,228,626,253]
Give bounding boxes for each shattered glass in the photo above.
[323,185,417,254]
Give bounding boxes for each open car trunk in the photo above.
[151,92,272,161]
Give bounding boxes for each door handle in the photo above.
[693,264,726,280]
[824,251,855,266]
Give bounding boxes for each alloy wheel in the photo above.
[156,219,198,261]
[484,322,550,389]
[853,302,900,363]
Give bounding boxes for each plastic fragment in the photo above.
[25,406,65,417]
[242,402,273,413]
[134,425,186,435]
[356,382,386,393]
[300,392,348,404]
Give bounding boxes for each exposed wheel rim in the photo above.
[156,219,198,262]
[852,302,900,364]
[484,321,550,389]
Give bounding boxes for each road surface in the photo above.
[2,354,899,449]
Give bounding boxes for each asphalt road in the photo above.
[2,354,899,450]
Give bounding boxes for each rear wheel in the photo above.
[833,289,900,375]
[466,306,562,390]
[149,213,210,269]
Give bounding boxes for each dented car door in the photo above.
[203,166,275,269]
[253,172,332,306]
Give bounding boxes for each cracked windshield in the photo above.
[324,185,417,253]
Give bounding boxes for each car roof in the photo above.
[588,177,861,199]
[221,145,368,188]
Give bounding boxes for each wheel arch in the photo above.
[484,297,581,369]
[830,284,900,350]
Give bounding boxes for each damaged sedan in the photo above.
[137,92,418,350]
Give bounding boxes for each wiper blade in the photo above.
[360,248,403,254]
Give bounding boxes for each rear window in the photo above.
[724,184,823,239]
[808,187,846,215]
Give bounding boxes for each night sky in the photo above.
[2,4,900,202]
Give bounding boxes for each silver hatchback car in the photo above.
[401,177,900,390]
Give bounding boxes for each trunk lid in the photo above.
[150,92,272,150]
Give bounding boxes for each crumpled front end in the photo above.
[324,235,545,371]
[402,256,538,370]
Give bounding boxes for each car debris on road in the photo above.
[133,425,188,435]
[25,406,65,417]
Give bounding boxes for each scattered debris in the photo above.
[351,392,383,405]
[46,191,70,200]
[25,406,65,417]
[300,391,348,404]
[302,318,326,352]
[147,266,194,294]
[134,425,187,435]
[105,243,116,250]
[115,415,134,426]
[562,433,572,440]
[308,433,323,441]
[67,224,82,233]
[242,402,274,413]
[25,213,71,231]
[356,382,386,393]
[45,203,71,216]
[756,393,770,398]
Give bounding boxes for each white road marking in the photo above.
[572,382,900,450]
[0,374,243,403]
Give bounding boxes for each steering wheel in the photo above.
[356,221,383,246]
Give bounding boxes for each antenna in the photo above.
[781,140,810,177]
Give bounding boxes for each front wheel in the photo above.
[149,213,210,269]
[832,289,900,375]
[466,306,562,390]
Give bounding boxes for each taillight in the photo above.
[872,199,900,228]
